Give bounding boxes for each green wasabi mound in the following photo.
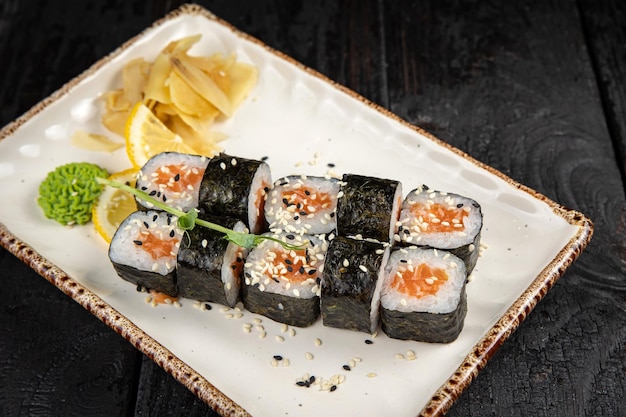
[38,162,109,226]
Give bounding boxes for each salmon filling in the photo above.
[152,164,203,193]
[281,187,332,215]
[410,203,468,233]
[391,263,448,298]
[136,232,178,260]
[266,249,316,284]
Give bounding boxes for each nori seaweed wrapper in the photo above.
[448,230,481,275]
[242,285,320,327]
[198,153,267,228]
[320,236,387,333]
[381,287,467,343]
[111,262,178,297]
[176,215,244,305]
[335,174,400,243]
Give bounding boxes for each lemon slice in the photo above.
[125,102,199,168]
[92,168,139,243]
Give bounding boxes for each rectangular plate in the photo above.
[0,5,592,417]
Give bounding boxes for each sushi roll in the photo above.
[242,233,327,327]
[395,185,482,274]
[135,152,209,212]
[109,210,183,296]
[380,246,467,343]
[198,153,271,234]
[320,236,390,334]
[264,175,340,235]
[335,174,403,244]
[176,214,248,307]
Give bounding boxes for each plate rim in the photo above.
[0,3,594,417]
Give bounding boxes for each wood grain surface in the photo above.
[1,1,624,416]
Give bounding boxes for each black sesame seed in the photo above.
[329,212,335,218]
[143,221,150,228]
[472,202,480,208]
[286,234,295,240]
[156,191,161,198]
[285,259,293,265]
[149,190,157,196]
[299,211,307,216]
[457,203,464,208]
[231,265,237,270]
[304,190,311,195]
[153,214,158,221]
[133,240,143,246]
[273,278,280,283]
[400,259,408,263]
[308,269,316,275]
[174,173,180,181]
[298,266,305,274]
[365,339,374,345]
[273,355,283,361]
[204,303,212,310]
[282,198,290,206]
[293,215,300,220]
[342,365,351,371]
[162,195,167,202]
[167,216,172,225]
[327,163,335,168]
[287,266,294,273]
[330,385,337,392]
[296,381,308,387]
[169,230,175,238]
[141,186,148,191]
[309,375,316,383]
[261,156,269,161]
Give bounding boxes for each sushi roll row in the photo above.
[108,151,483,343]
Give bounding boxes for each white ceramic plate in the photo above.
[0,5,592,417]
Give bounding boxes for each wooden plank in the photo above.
[578,0,626,185]
[382,0,625,416]
[0,248,138,416]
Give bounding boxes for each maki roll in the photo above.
[242,233,327,327]
[176,214,248,307]
[395,185,482,274]
[335,174,403,244]
[320,236,390,333]
[198,153,271,234]
[265,175,340,235]
[380,246,467,343]
[135,152,209,212]
[109,210,183,296]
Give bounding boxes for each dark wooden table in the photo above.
[1,1,624,416]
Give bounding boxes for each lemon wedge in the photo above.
[92,169,139,243]
[124,102,199,168]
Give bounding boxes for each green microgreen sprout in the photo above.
[96,177,306,250]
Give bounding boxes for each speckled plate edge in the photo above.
[0,4,593,417]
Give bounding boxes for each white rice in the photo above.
[265,175,339,235]
[135,152,209,212]
[380,246,466,314]
[396,186,482,249]
[244,233,327,299]
[109,211,183,276]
